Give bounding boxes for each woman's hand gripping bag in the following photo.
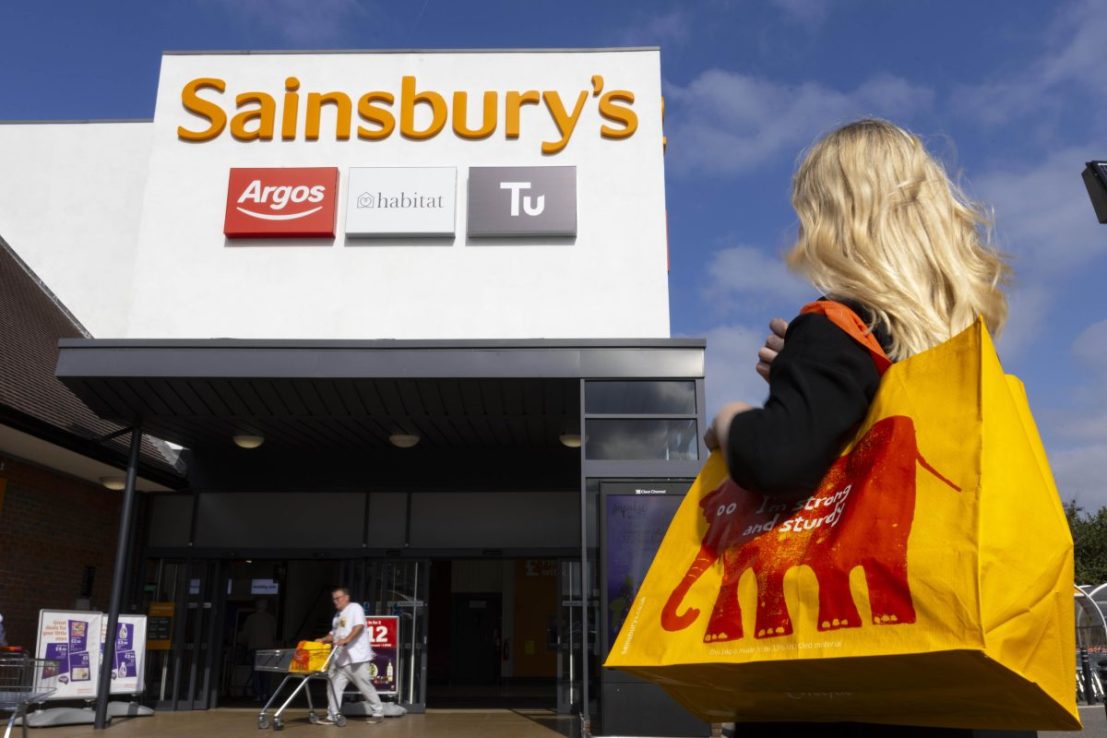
[605,319,1079,731]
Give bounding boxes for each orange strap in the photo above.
[799,301,892,376]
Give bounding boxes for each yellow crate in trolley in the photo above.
[290,641,331,673]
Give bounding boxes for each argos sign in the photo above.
[224,167,339,239]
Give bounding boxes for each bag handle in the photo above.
[799,300,892,376]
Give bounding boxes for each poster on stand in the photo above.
[104,615,147,695]
[35,610,104,700]
[365,615,399,695]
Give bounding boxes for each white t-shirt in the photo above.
[331,601,373,665]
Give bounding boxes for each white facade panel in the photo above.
[125,50,669,340]
[0,122,153,337]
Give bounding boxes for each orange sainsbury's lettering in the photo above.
[177,75,641,152]
[230,92,276,141]
[357,92,395,140]
[179,77,227,142]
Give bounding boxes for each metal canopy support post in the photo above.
[94,423,143,729]
[577,379,591,737]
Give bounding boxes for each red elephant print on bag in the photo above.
[660,415,960,642]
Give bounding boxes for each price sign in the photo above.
[364,615,399,695]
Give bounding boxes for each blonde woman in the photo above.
[706,119,1021,737]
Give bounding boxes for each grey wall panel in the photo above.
[409,491,578,549]
[193,492,365,548]
[366,492,407,548]
[452,560,509,593]
[146,494,193,546]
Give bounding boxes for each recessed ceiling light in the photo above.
[389,433,420,449]
[233,434,265,449]
[559,433,582,448]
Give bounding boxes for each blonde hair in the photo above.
[786,119,1010,360]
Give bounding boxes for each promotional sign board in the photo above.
[224,167,339,238]
[146,602,173,651]
[345,167,457,238]
[365,615,399,695]
[599,482,686,657]
[467,166,577,237]
[105,614,147,695]
[35,610,103,700]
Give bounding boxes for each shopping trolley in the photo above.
[0,654,57,738]
[254,643,345,730]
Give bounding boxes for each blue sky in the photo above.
[2,1,1105,508]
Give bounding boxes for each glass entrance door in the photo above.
[556,560,579,714]
[556,559,598,715]
[144,558,227,710]
[344,559,429,712]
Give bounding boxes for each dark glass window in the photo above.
[584,381,696,415]
[584,419,699,461]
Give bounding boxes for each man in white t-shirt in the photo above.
[316,587,384,724]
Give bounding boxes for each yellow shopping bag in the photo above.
[605,318,1079,730]
[291,640,331,673]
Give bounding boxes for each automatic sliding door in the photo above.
[364,560,429,712]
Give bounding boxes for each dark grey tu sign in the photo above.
[467,166,577,238]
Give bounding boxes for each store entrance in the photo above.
[143,557,430,712]
[143,555,584,713]
[426,558,560,709]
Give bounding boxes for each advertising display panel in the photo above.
[35,611,149,699]
[35,610,103,700]
[599,482,686,656]
[365,615,399,695]
[106,614,147,695]
[146,602,173,651]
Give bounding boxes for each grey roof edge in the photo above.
[163,47,660,56]
[0,119,152,126]
[58,337,705,350]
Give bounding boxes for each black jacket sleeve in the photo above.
[725,311,882,499]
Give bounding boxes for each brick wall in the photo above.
[0,454,122,649]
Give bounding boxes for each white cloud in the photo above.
[1051,444,1107,510]
[664,70,934,176]
[703,322,771,416]
[972,147,1104,280]
[207,0,376,45]
[1073,318,1107,372]
[951,0,1107,124]
[613,9,692,47]
[702,245,812,315]
[995,285,1052,359]
[770,0,829,27]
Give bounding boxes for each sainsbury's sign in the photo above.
[178,75,639,154]
[224,167,338,239]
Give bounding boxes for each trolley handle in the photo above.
[322,643,345,671]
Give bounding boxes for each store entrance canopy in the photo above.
[55,337,705,491]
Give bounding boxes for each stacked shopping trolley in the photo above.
[0,653,57,738]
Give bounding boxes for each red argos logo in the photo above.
[224,167,338,239]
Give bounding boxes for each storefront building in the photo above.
[0,49,706,736]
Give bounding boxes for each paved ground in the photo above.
[11,705,1102,738]
[1043,704,1105,737]
[16,708,581,738]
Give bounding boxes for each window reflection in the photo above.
[584,419,699,461]
[585,381,695,415]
